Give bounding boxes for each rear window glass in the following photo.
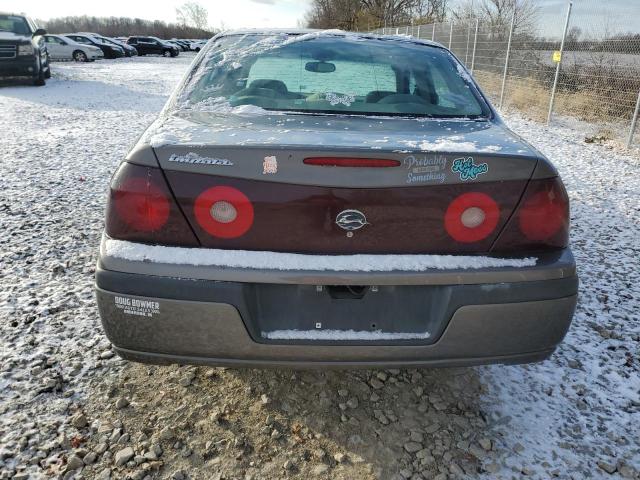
[180,33,489,118]
[247,57,397,97]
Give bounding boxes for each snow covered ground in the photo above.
[0,55,638,480]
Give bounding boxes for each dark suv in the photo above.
[0,13,50,86]
[126,36,179,57]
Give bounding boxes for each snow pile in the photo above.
[104,239,537,272]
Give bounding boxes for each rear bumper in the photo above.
[96,241,578,368]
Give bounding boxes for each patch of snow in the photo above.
[399,138,503,153]
[455,61,474,83]
[262,329,431,341]
[183,96,275,116]
[104,239,537,272]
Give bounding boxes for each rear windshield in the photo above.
[180,33,490,118]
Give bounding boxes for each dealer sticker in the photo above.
[263,155,278,174]
[114,296,160,318]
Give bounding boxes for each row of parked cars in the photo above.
[46,33,204,62]
[0,12,208,85]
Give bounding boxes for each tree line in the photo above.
[305,0,542,35]
[40,15,215,39]
[305,0,449,31]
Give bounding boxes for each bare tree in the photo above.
[409,0,448,24]
[361,0,414,27]
[176,2,209,31]
[451,0,538,35]
[305,0,448,30]
[305,0,362,30]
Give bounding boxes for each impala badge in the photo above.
[336,209,369,231]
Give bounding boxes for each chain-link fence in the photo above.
[372,0,640,149]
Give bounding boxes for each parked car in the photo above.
[96,30,578,368]
[63,34,124,59]
[77,32,137,57]
[189,40,206,51]
[165,40,184,51]
[126,36,179,57]
[0,12,50,86]
[45,34,103,62]
[170,39,190,51]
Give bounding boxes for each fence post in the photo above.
[396,27,399,35]
[417,25,420,39]
[627,89,640,148]
[498,11,516,110]
[471,18,479,74]
[432,23,436,41]
[465,22,471,64]
[547,1,573,124]
[448,22,453,49]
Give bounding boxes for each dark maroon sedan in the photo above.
[96,30,577,368]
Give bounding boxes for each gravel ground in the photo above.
[0,55,638,480]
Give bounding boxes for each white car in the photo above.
[189,40,207,52]
[44,34,104,62]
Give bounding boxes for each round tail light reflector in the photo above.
[194,186,254,239]
[460,206,486,228]
[210,200,237,224]
[445,192,500,243]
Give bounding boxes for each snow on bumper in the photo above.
[104,238,537,272]
[96,238,578,367]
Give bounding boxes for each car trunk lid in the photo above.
[150,112,539,254]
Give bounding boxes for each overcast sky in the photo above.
[10,0,312,29]
[9,0,638,36]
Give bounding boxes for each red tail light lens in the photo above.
[304,157,400,167]
[518,186,567,241]
[114,177,170,232]
[194,186,254,239]
[106,163,198,246]
[492,177,569,252]
[444,192,500,243]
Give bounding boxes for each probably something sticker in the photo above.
[114,296,160,318]
[451,157,488,181]
[263,155,278,174]
[404,154,447,184]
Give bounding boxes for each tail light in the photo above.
[304,157,400,167]
[444,192,500,243]
[492,177,569,251]
[194,186,254,239]
[106,163,198,246]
